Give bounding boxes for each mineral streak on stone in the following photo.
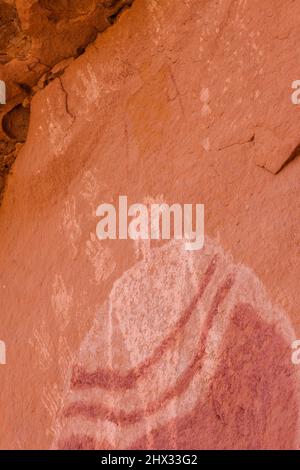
[0,0,299,450]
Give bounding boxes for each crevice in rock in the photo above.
[107,0,134,24]
[217,134,255,152]
[58,77,75,125]
[274,142,300,174]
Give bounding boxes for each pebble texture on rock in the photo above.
[0,0,299,450]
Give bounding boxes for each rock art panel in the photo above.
[0,0,300,451]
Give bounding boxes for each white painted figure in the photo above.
[0,340,6,364]
[0,80,6,105]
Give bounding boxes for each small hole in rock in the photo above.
[2,105,30,142]
[76,46,86,57]
[17,83,32,94]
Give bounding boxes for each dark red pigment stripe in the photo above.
[57,434,96,450]
[71,256,219,391]
[63,273,235,425]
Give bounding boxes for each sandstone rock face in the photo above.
[0,0,300,450]
[0,0,133,199]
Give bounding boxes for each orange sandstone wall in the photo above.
[0,0,300,449]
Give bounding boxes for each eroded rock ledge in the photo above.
[0,0,133,200]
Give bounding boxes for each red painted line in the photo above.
[57,434,96,450]
[71,256,219,391]
[63,273,235,425]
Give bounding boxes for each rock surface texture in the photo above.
[0,0,133,198]
[0,0,300,450]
